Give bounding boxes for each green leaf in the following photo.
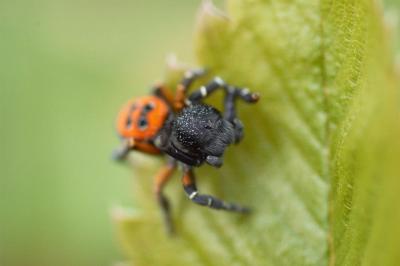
[114,0,400,265]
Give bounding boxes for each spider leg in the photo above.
[152,83,175,106]
[154,159,177,235]
[112,139,136,161]
[175,69,207,110]
[187,77,259,104]
[223,86,260,143]
[187,76,226,105]
[182,167,250,213]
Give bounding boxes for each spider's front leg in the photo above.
[187,77,259,143]
[112,138,136,161]
[222,86,259,143]
[186,76,226,105]
[174,68,207,110]
[154,159,177,235]
[181,167,250,213]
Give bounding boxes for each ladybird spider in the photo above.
[113,69,259,234]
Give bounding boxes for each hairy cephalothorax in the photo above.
[155,103,236,167]
[173,104,235,156]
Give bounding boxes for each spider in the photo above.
[113,69,259,233]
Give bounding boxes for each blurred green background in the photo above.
[0,0,398,266]
[0,0,202,265]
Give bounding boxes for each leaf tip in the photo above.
[195,0,231,66]
[196,0,230,29]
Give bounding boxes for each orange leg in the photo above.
[154,160,177,234]
[174,84,186,111]
[152,83,184,112]
[153,69,206,111]
[174,69,207,111]
[152,83,176,108]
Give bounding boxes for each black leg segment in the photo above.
[188,77,260,143]
[188,76,226,104]
[180,68,207,92]
[223,85,260,143]
[223,85,259,122]
[182,168,250,213]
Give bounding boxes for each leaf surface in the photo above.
[115,1,400,265]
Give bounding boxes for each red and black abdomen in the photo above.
[116,95,170,154]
